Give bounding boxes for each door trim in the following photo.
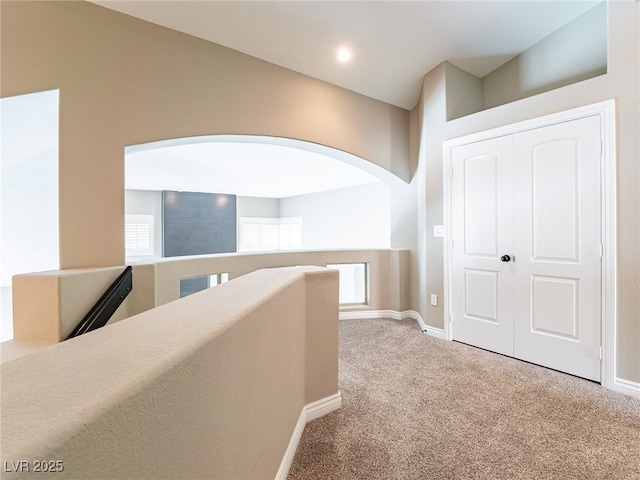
[443,100,617,390]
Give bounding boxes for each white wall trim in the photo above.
[612,378,640,400]
[304,392,343,422]
[339,309,401,321]
[339,309,446,340]
[276,392,342,480]
[420,323,447,340]
[276,409,306,480]
[599,100,618,393]
[442,99,618,391]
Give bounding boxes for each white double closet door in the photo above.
[451,115,602,382]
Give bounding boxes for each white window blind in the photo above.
[242,223,260,246]
[125,214,154,256]
[238,217,302,252]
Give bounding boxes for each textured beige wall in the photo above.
[0,1,410,270]
[1,267,338,479]
[7,249,410,355]
[303,268,340,404]
[415,1,639,383]
[12,267,127,342]
[151,248,409,311]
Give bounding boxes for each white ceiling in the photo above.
[91,0,601,110]
[108,0,601,198]
[125,140,382,198]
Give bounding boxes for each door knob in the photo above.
[500,254,512,262]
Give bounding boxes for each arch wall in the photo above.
[0,1,411,269]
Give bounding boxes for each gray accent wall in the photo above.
[179,276,210,298]
[163,191,237,257]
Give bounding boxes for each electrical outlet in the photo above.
[430,294,438,306]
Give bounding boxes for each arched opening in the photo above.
[124,135,400,262]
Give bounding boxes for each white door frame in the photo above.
[443,100,617,390]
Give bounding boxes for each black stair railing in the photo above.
[66,266,133,340]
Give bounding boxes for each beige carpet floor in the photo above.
[288,318,640,480]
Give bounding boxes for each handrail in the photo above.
[66,266,133,340]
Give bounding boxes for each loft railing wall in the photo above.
[8,249,410,350]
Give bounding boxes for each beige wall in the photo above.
[414,63,448,323]
[482,2,607,109]
[2,267,339,479]
[152,249,410,312]
[2,0,635,384]
[12,266,128,343]
[10,249,411,346]
[0,1,410,269]
[414,1,639,383]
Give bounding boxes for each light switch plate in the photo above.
[433,225,444,237]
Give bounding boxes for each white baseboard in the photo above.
[276,409,306,480]
[276,392,342,480]
[339,309,446,340]
[613,377,640,399]
[305,392,342,422]
[339,309,397,321]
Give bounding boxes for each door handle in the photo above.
[500,254,512,262]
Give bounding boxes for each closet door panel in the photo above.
[451,136,514,356]
[513,116,602,382]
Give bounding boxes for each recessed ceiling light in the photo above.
[336,48,352,63]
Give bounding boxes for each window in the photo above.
[327,263,369,306]
[125,214,154,256]
[180,272,229,298]
[238,217,301,252]
[1,89,60,342]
